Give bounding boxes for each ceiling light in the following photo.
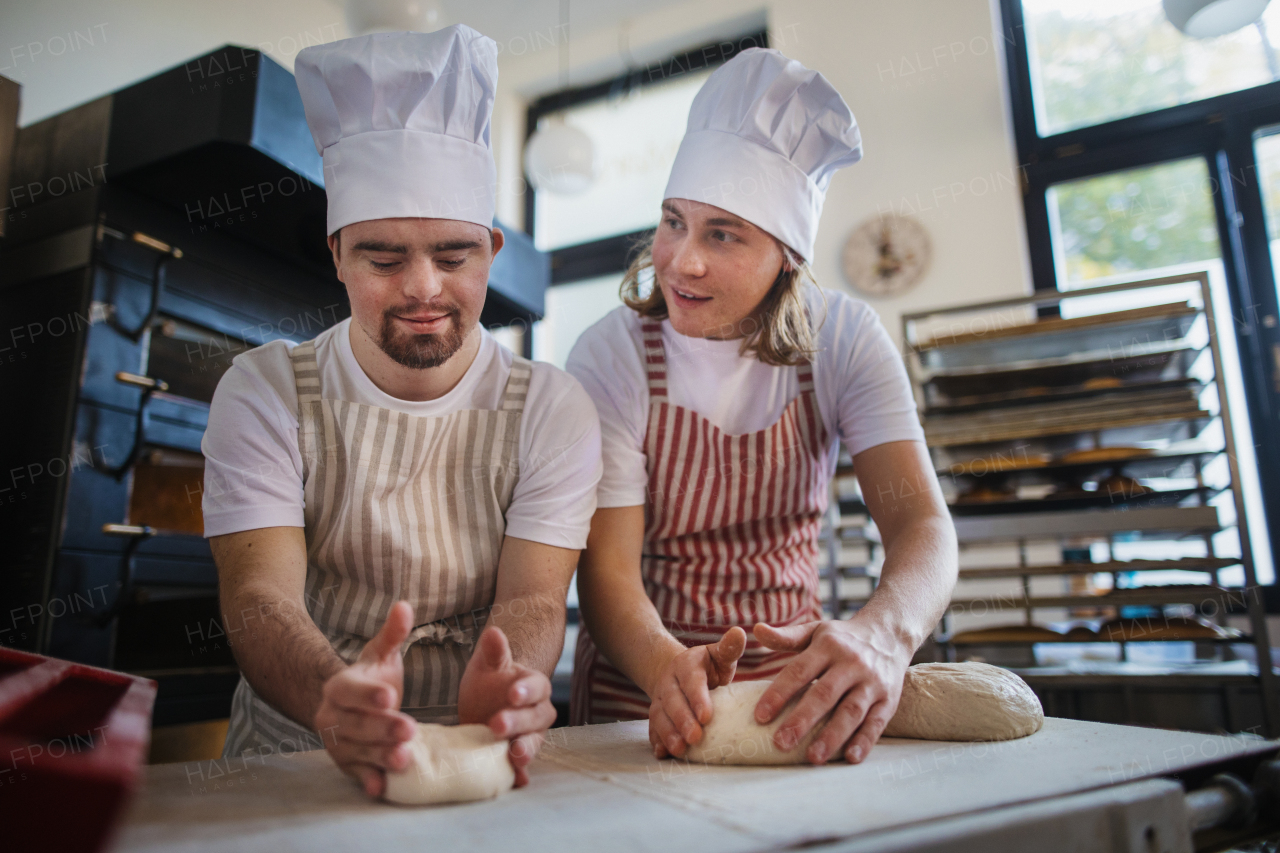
[1163,0,1271,37]
[345,0,446,35]
[522,0,597,196]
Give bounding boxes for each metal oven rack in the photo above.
[900,273,1279,736]
[817,450,880,620]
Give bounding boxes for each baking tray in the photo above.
[946,585,1250,611]
[925,406,1209,448]
[921,345,1200,401]
[916,302,1199,370]
[940,447,1222,481]
[957,557,1239,579]
[949,487,1202,516]
[951,505,1220,542]
[924,377,1201,415]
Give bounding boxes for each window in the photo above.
[1023,0,1280,136]
[1001,0,1280,587]
[532,71,711,252]
[1046,158,1271,581]
[525,31,766,363]
[530,274,625,369]
[1047,158,1220,286]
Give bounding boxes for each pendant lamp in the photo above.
[522,0,597,196]
[1163,0,1270,37]
[344,0,446,35]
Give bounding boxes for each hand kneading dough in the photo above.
[684,663,1043,766]
[383,723,514,805]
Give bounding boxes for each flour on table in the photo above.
[684,662,1044,766]
[383,723,515,805]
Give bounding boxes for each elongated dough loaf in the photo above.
[684,662,1044,766]
[383,723,515,805]
[881,662,1043,741]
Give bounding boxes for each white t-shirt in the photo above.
[566,285,924,508]
[201,318,602,550]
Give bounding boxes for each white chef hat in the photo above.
[663,48,862,263]
[294,26,498,236]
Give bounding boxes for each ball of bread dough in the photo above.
[684,680,832,765]
[383,723,515,805]
[683,662,1043,766]
[881,662,1043,741]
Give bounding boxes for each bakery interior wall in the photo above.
[0,0,1086,641]
[3,0,1034,349]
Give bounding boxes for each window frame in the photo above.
[523,29,768,283]
[998,0,1280,594]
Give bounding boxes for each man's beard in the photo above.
[376,304,466,369]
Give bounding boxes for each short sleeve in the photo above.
[201,353,305,537]
[503,364,603,550]
[820,292,925,457]
[565,310,649,509]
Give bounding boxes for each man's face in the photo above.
[650,198,786,340]
[329,218,503,369]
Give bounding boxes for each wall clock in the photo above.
[841,213,932,297]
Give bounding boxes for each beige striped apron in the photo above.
[222,338,531,759]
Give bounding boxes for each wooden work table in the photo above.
[110,718,1279,852]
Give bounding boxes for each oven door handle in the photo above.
[95,523,156,628]
[96,373,170,480]
[100,228,183,343]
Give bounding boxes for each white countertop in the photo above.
[110,718,1277,853]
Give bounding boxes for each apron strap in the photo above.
[290,340,322,483]
[290,340,322,404]
[796,362,815,392]
[500,355,533,413]
[640,321,668,402]
[640,320,817,399]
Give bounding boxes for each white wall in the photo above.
[782,0,1034,343]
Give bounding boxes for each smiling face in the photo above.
[329,217,503,370]
[650,198,790,339]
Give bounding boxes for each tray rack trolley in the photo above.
[900,272,1279,736]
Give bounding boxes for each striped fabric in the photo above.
[571,321,831,724]
[223,340,531,759]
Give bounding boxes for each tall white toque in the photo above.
[295,26,498,236]
[662,48,863,263]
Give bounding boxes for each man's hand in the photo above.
[457,626,556,787]
[752,619,912,766]
[647,627,746,759]
[313,600,420,798]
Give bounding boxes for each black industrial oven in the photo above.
[0,46,548,727]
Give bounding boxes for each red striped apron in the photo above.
[571,320,831,724]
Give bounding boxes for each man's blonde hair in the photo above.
[619,232,822,367]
